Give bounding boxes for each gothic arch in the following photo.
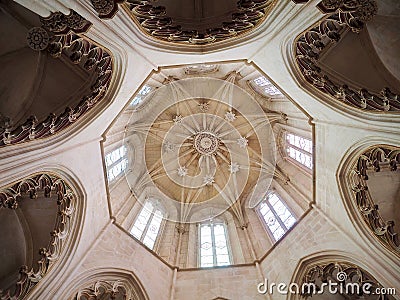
[337,139,400,262]
[289,251,395,300]
[63,269,149,300]
[285,0,400,123]
[0,169,85,299]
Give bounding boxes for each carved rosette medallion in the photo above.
[26,27,49,51]
[193,132,220,156]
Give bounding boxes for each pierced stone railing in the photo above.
[124,0,275,45]
[294,0,400,112]
[0,11,113,146]
[0,173,77,299]
[350,146,400,255]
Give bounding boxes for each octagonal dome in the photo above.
[102,60,313,267]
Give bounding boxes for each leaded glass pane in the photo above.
[268,193,279,206]
[130,201,154,241]
[201,255,213,267]
[259,202,270,216]
[216,254,230,266]
[106,146,128,182]
[252,76,282,96]
[143,237,155,249]
[272,226,285,240]
[214,224,230,266]
[259,193,297,242]
[105,146,126,167]
[283,215,296,229]
[142,209,163,250]
[288,147,312,169]
[131,85,153,106]
[130,226,142,240]
[200,223,231,267]
[200,224,213,267]
[266,215,281,234]
[285,132,313,169]
[287,133,312,154]
[254,76,269,86]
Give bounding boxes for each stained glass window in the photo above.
[252,76,282,96]
[131,85,153,106]
[258,192,296,241]
[199,222,231,267]
[285,132,313,169]
[105,145,128,182]
[130,201,164,250]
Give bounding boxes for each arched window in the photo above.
[199,221,231,267]
[284,131,313,170]
[130,84,153,106]
[251,76,282,97]
[105,145,128,182]
[130,200,164,250]
[257,192,296,241]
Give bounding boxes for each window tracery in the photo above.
[199,221,231,267]
[251,76,282,97]
[105,145,128,182]
[130,200,164,250]
[130,85,153,107]
[257,192,296,241]
[283,132,313,170]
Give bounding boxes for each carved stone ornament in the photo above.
[350,146,400,255]
[90,0,124,19]
[125,0,276,45]
[0,173,76,300]
[193,132,220,156]
[75,280,133,300]
[318,0,378,22]
[26,27,50,51]
[198,101,210,112]
[1,33,113,146]
[293,0,378,22]
[40,10,91,35]
[301,261,388,299]
[295,11,400,112]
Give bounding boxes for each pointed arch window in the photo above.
[199,221,231,267]
[258,192,296,241]
[251,76,282,97]
[130,200,164,250]
[105,145,128,182]
[284,132,313,169]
